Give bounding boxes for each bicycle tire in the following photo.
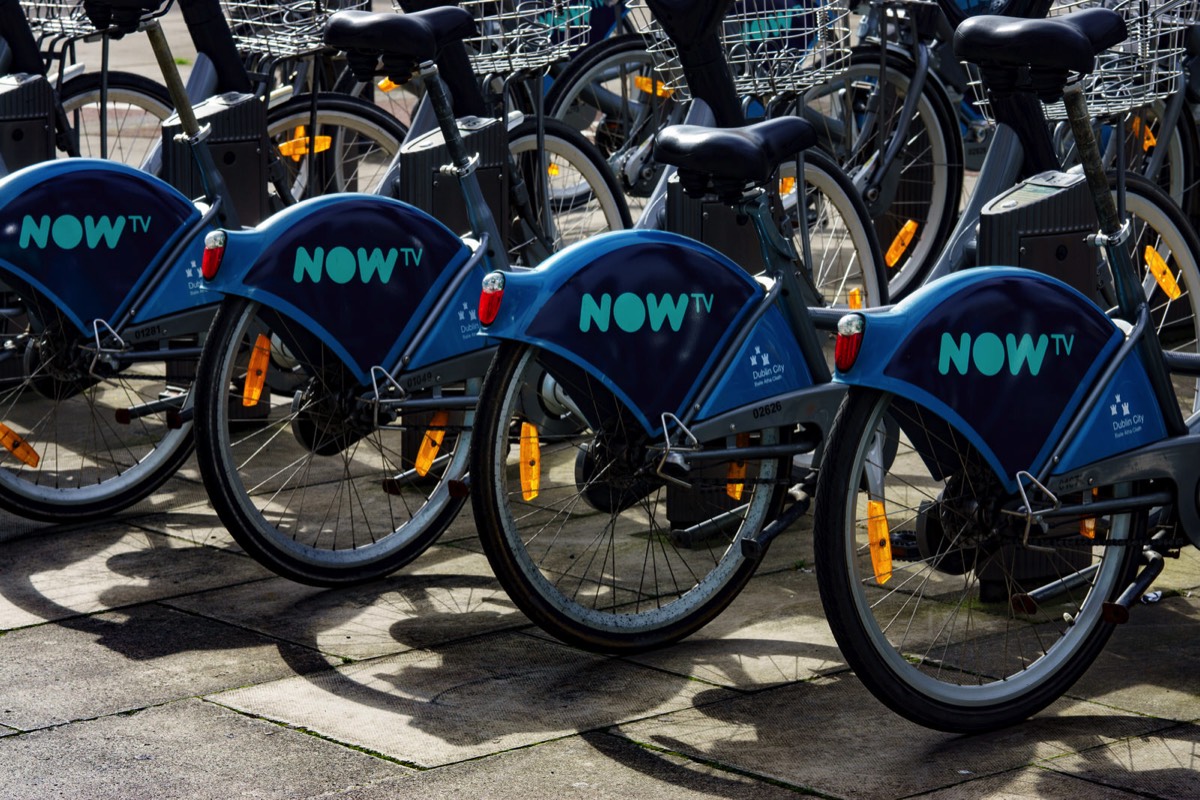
[813,387,1142,733]
[784,147,889,311]
[545,34,678,219]
[0,287,195,522]
[193,296,471,586]
[1113,173,1200,418]
[801,49,963,301]
[265,92,408,202]
[470,341,792,653]
[58,71,173,170]
[506,117,632,264]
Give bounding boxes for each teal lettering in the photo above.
[51,215,83,249]
[324,247,356,284]
[647,293,689,332]
[613,292,646,332]
[972,332,1004,376]
[579,293,611,332]
[357,247,398,283]
[1005,333,1049,376]
[84,215,126,249]
[19,215,50,249]
[294,246,324,282]
[938,332,971,375]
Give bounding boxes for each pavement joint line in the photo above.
[1031,760,1174,800]
[0,695,190,736]
[612,730,835,798]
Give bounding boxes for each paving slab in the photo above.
[615,674,1168,799]
[623,566,845,689]
[917,767,1139,799]
[0,698,410,800]
[212,630,735,768]
[0,524,269,630]
[0,603,329,731]
[338,730,798,799]
[1158,547,1200,592]
[1039,723,1200,799]
[1070,594,1200,721]
[163,544,524,661]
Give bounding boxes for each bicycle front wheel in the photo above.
[813,388,1141,733]
[265,93,407,202]
[470,342,791,653]
[506,117,632,265]
[193,297,470,586]
[59,71,173,169]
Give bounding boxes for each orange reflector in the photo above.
[849,287,863,310]
[1145,246,1181,300]
[779,176,796,196]
[243,334,270,408]
[1081,487,1099,539]
[726,433,750,501]
[415,410,449,477]
[634,75,673,98]
[378,77,399,93]
[867,499,892,584]
[519,422,540,501]
[1130,117,1157,152]
[547,163,560,177]
[885,220,919,268]
[278,127,332,161]
[0,422,38,467]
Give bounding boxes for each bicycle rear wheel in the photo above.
[193,296,471,586]
[814,387,1141,732]
[470,342,791,653]
[0,289,194,521]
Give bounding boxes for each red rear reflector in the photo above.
[201,229,227,281]
[478,271,506,325]
[835,314,865,372]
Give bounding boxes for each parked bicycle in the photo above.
[812,4,1200,732]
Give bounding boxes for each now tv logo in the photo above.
[579,292,714,333]
[19,214,147,250]
[938,331,1076,377]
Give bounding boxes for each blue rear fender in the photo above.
[836,268,1143,491]
[0,159,201,333]
[202,194,473,385]
[481,229,784,436]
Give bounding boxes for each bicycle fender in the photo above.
[837,268,1130,492]
[204,194,471,384]
[0,159,200,333]
[481,229,767,435]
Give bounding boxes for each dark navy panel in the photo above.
[883,275,1119,478]
[523,241,759,423]
[243,198,468,375]
[0,166,196,329]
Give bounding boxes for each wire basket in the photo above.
[391,1,593,74]
[638,0,853,101]
[222,0,370,59]
[20,0,98,39]
[968,0,1198,121]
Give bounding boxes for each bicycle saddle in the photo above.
[953,8,1126,74]
[324,7,475,64]
[655,117,818,200]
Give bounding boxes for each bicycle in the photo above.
[188,1,631,586]
[0,0,417,522]
[812,4,1200,732]
[464,0,885,653]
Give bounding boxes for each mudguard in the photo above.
[481,229,813,435]
[204,194,474,384]
[0,159,202,333]
[836,267,1169,491]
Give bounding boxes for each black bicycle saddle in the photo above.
[954,8,1126,74]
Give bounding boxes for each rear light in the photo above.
[478,271,506,325]
[201,229,227,280]
[834,313,865,372]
